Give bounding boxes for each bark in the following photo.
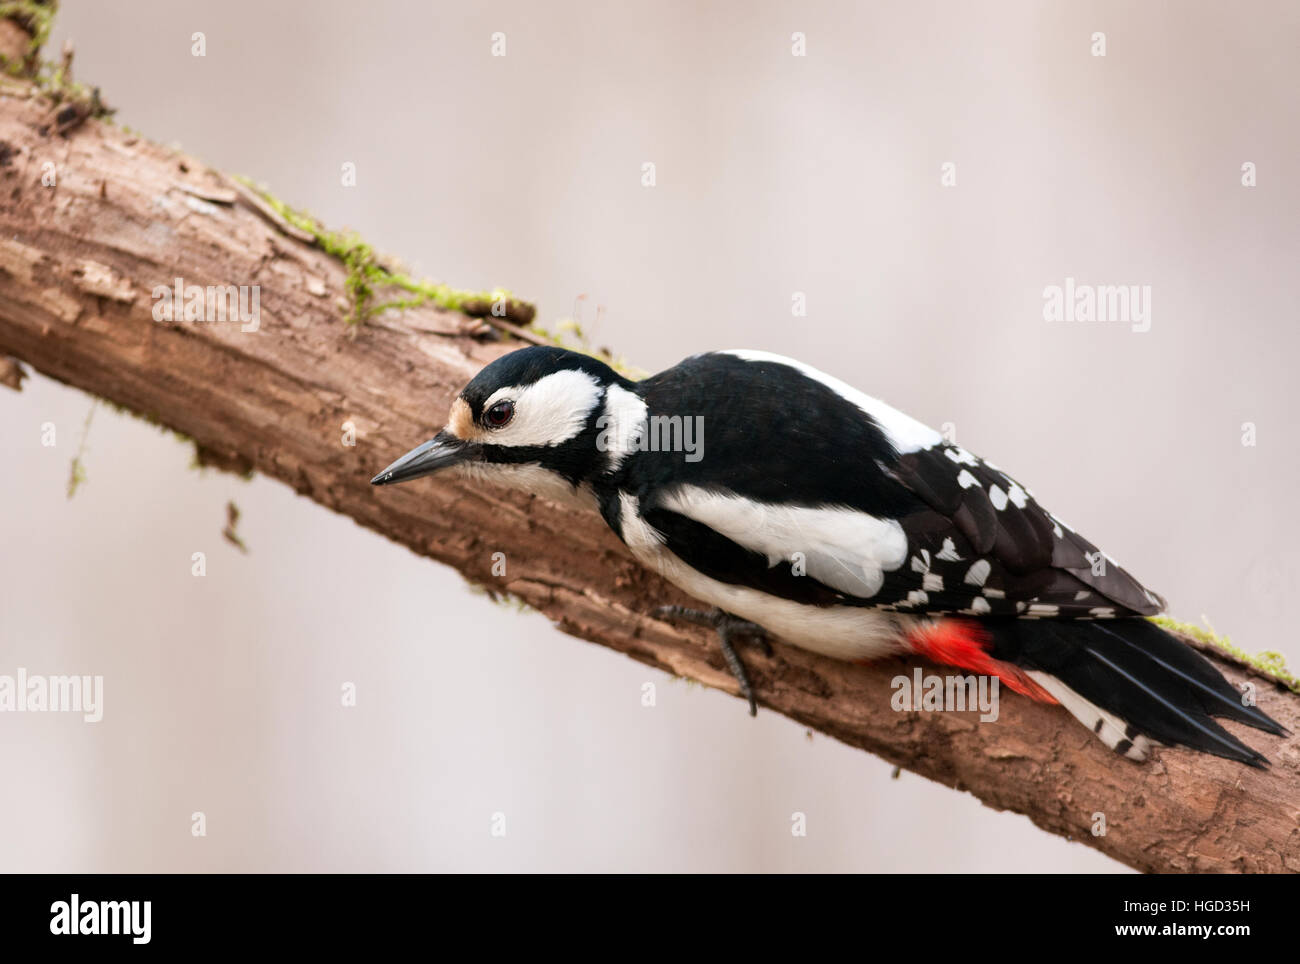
[0,47,1297,874]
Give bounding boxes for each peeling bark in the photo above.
[0,74,1296,873]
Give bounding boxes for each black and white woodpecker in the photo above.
[372,346,1284,766]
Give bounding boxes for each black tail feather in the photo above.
[988,618,1282,767]
[1090,621,1288,736]
[1077,642,1268,767]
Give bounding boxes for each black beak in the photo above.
[371,431,479,485]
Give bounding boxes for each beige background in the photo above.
[2,0,1296,871]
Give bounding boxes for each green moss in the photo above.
[1151,615,1300,693]
[93,395,255,481]
[0,1,54,74]
[464,579,535,614]
[222,500,248,554]
[65,398,93,499]
[65,454,85,499]
[61,391,216,497]
[529,318,648,379]
[34,58,93,102]
[0,2,114,128]
[233,177,535,329]
[99,399,192,448]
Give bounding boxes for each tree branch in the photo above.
[0,36,1296,873]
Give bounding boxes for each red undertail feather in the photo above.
[907,619,1058,704]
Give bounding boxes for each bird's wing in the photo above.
[879,441,1165,617]
[631,350,1164,619]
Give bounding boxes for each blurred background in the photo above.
[2,0,1296,871]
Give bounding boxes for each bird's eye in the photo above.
[484,400,514,429]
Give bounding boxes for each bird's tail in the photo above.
[909,617,1286,766]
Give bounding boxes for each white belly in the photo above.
[618,494,909,662]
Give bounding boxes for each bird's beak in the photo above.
[370,430,480,485]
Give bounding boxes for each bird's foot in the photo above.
[652,606,772,716]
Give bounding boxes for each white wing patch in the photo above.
[658,484,908,599]
[482,369,603,448]
[720,349,944,454]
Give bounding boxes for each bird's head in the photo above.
[370,346,637,504]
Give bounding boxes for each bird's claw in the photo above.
[652,606,772,715]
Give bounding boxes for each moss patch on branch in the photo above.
[230,186,650,378]
[0,0,54,75]
[0,3,114,134]
[98,395,253,481]
[536,318,647,379]
[233,177,536,329]
[1152,615,1300,693]
[464,579,534,613]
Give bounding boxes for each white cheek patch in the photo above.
[720,349,944,454]
[483,369,604,448]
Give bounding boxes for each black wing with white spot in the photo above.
[874,442,1166,618]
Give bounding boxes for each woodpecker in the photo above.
[372,346,1285,766]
